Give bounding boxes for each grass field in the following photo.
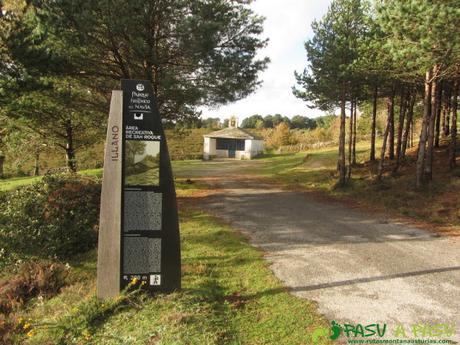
[0,176,42,191]
[0,169,103,192]
[9,206,331,345]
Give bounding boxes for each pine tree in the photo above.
[28,0,269,120]
[378,0,460,187]
[294,0,368,186]
[0,2,104,171]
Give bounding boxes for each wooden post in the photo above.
[97,91,123,299]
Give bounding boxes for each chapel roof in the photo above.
[203,127,263,140]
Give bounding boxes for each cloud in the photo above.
[201,0,332,120]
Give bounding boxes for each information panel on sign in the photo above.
[120,79,181,292]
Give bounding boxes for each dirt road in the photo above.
[176,160,460,339]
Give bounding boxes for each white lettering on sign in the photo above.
[129,92,152,112]
[131,91,149,98]
[125,126,161,141]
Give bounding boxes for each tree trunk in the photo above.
[443,83,451,137]
[377,112,391,181]
[388,86,395,160]
[416,69,433,188]
[394,89,407,172]
[352,98,357,165]
[410,115,414,148]
[0,155,4,178]
[65,120,77,172]
[434,81,442,147]
[370,85,378,161]
[0,125,4,178]
[449,80,458,169]
[34,149,40,176]
[401,93,415,159]
[338,92,347,186]
[445,85,451,136]
[348,100,353,180]
[424,67,439,182]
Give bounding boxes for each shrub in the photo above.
[265,123,296,149]
[0,314,19,345]
[0,260,69,314]
[0,260,69,344]
[0,174,101,259]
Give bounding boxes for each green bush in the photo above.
[0,174,101,259]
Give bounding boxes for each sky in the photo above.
[200,0,332,120]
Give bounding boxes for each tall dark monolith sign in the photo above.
[97,80,181,299]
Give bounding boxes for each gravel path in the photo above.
[178,160,460,340]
